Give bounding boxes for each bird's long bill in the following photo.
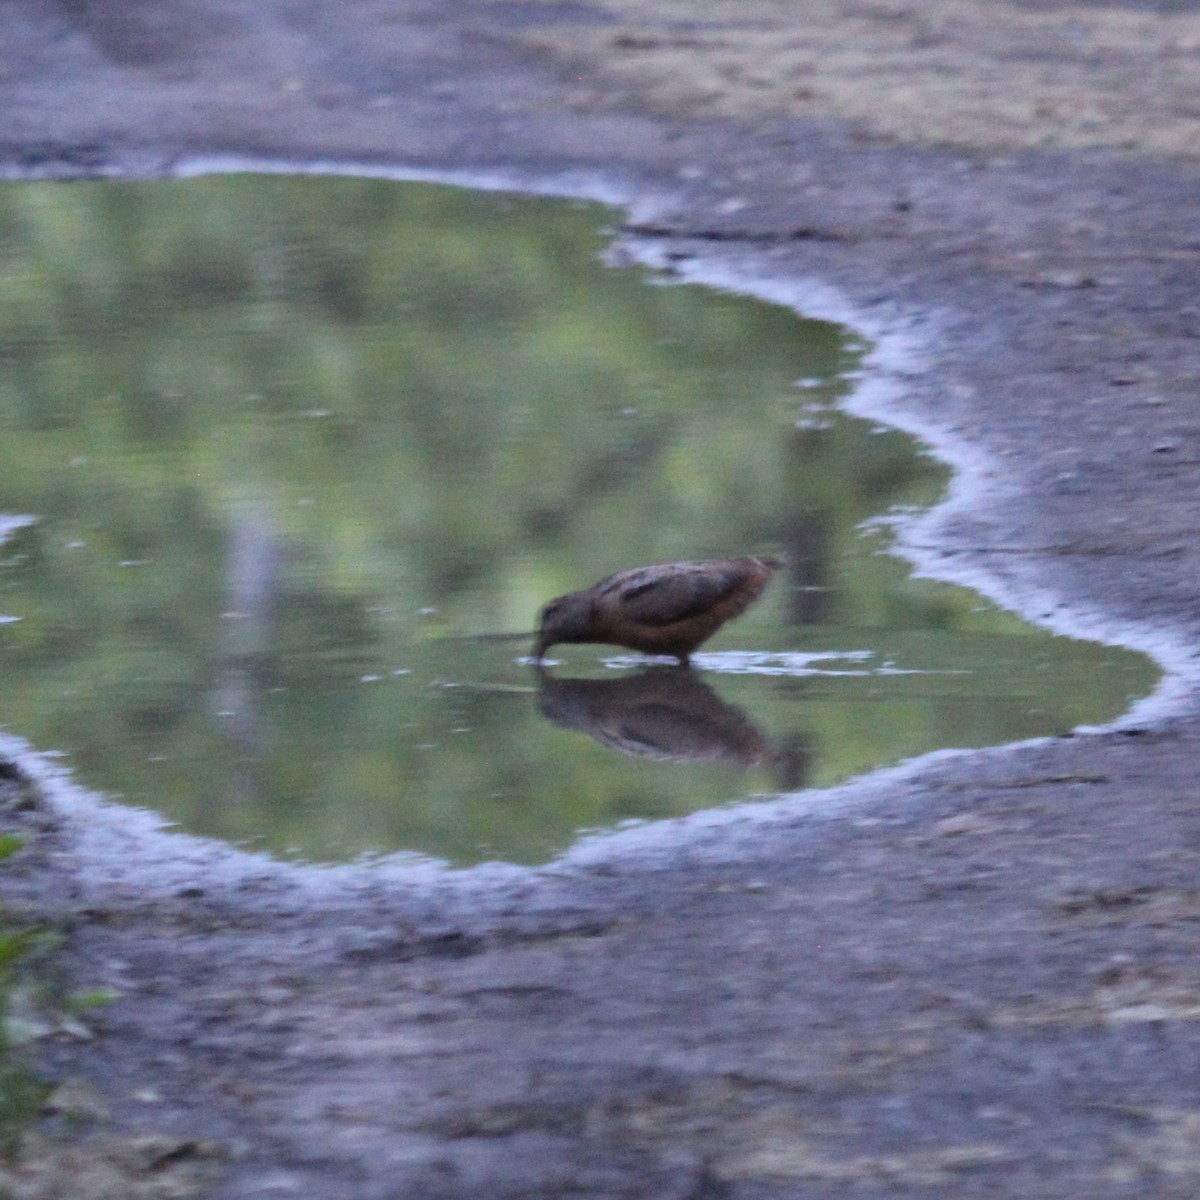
[433,630,537,644]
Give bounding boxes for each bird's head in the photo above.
[533,590,594,660]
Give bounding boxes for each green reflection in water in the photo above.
[0,175,1158,864]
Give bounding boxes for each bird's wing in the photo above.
[608,562,750,627]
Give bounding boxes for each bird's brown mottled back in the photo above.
[533,556,781,665]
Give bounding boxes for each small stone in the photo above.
[43,1077,110,1120]
[934,813,993,837]
[1020,269,1096,289]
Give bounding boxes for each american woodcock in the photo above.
[532,556,782,665]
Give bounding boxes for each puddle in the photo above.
[0,174,1158,865]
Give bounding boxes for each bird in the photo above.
[532,556,782,666]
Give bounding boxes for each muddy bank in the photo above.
[3,2,1200,1197]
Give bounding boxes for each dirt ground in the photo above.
[4,1,1200,1196]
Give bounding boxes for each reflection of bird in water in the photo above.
[535,665,773,769]
[532,556,782,665]
[535,666,810,789]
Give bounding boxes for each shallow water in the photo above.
[0,175,1158,864]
